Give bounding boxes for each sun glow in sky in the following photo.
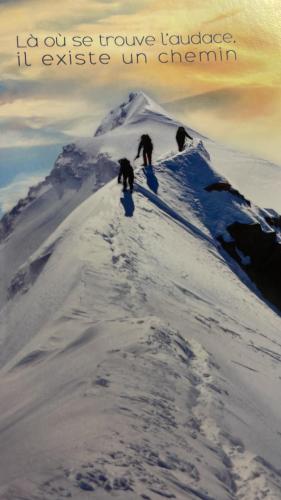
[0,0,281,164]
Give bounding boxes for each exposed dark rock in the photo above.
[265,216,281,229]
[78,480,95,491]
[205,182,251,206]
[0,180,47,239]
[219,222,281,311]
[8,248,54,299]
[205,182,231,192]
[228,223,276,267]
[217,236,242,265]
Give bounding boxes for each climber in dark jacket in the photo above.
[135,134,153,166]
[176,126,193,152]
[118,158,134,192]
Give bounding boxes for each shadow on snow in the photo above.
[120,191,135,217]
[143,166,159,194]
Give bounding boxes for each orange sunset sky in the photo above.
[0,0,281,164]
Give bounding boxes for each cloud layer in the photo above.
[0,173,45,214]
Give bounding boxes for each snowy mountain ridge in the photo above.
[95,91,178,136]
[0,92,281,500]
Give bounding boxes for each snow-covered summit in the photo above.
[94,90,176,136]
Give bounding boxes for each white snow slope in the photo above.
[0,92,281,500]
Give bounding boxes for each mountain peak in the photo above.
[94,90,175,137]
[128,90,149,101]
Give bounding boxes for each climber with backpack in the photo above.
[135,134,153,166]
[118,158,134,193]
[176,126,193,152]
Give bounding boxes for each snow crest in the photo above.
[95,91,175,136]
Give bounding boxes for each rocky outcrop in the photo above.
[265,215,281,229]
[219,222,281,311]
[0,179,48,239]
[8,244,55,299]
[205,182,251,206]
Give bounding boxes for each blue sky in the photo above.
[0,144,62,214]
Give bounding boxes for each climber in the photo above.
[176,126,193,152]
[135,134,153,166]
[118,158,134,193]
